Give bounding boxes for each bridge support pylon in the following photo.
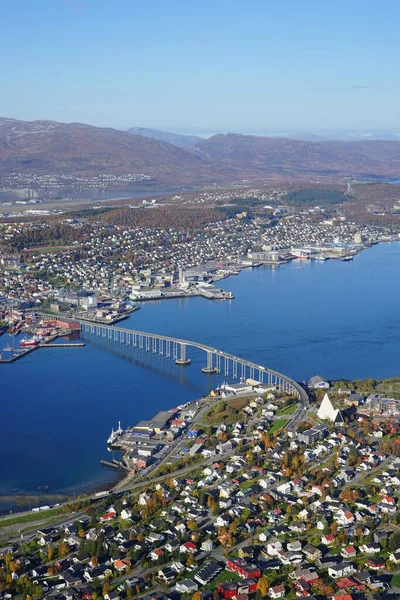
[202,351,217,374]
[175,343,191,366]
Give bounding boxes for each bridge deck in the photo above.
[79,321,309,406]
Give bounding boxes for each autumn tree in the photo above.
[57,541,69,558]
[330,521,338,535]
[102,581,110,596]
[212,588,221,600]
[186,553,196,568]
[47,545,53,562]
[257,577,270,597]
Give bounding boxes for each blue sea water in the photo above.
[1,241,400,501]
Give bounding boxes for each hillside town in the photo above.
[0,207,395,323]
[2,380,400,599]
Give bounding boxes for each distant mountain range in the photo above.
[196,133,400,181]
[1,117,400,185]
[290,131,400,142]
[127,127,202,148]
[128,127,400,144]
[0,118,215,185]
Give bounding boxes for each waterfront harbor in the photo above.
[0,330,85,363]
[1,242,400,498]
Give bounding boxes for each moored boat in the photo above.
[19,335,42,347]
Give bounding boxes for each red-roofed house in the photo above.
[100,509,116,522]
[114,558,131,572]
[150,549,164,561]
[382,495,395,505]
[322,534,335,545]
[337,511,354,526]
[180,541,197,554]
[336,578,358,589]
[341,546,357,559]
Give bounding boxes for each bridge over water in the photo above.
[79,322,308,409]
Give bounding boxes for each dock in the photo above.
[100,459,128,471]
[0,337,85,363]
[0,348,36,363]
[39,342,85,348]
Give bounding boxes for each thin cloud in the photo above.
[313,85,377,91]
[62,0,93,15]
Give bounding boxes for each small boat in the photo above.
[3,346,12,352]
[341,256,353,261]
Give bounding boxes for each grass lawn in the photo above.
[188,565,241,590]
[203,396,250,425]
[240,476,260,490]
[269,419,289,433]
[24,244,81,254]
[203,569,241,589]
[276,404,297,416]
[392,574,400,587]
[0,507,62,529]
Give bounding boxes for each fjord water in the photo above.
[1,242,400,504]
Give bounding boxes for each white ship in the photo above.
[107,421,123,445]
[107,428,117,445]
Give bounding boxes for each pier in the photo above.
[79,322,307,403]
[38,342,85,348]
[0,347,36,363]
[0,338,85,363]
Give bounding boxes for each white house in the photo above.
[201,539,214,552]
[121,508,132,520]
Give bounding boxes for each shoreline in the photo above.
[2,240,400,510]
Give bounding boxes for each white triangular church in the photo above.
[317,393,344,424]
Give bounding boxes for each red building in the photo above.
[56,319,80,330]
[218,579,258,598]
[226,559,261,579]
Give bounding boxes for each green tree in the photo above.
[388,531,400,552]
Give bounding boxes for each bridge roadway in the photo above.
[79,321,309,409]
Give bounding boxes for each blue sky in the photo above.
[1,0,399,132]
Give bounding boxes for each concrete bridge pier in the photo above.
[233,360,238,379]
[202,350,217,374]
[175,343,191,366]
[79,322,306,402]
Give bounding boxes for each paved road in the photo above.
[0,388,309,543]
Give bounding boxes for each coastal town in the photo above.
[3,2,400,600]
[0,199,397,327]
[1,195,400,599]
[2,376,400,599]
